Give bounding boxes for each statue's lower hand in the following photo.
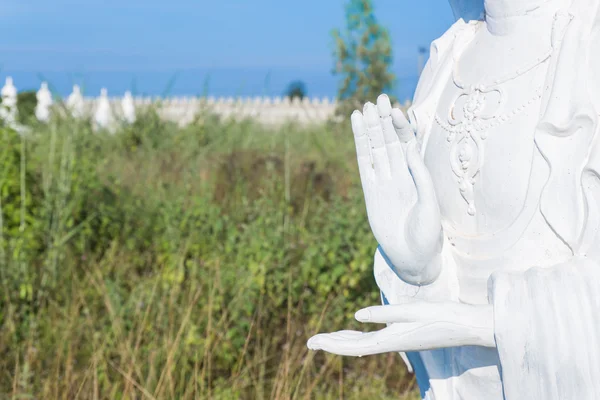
[307,299,495,356]
[352,95,442,285]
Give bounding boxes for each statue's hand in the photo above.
[352,95,442,285]
[307,299,494,356]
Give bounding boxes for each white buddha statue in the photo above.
[121,90,136,124]
[66,85,85,119]
[94,88,114,131]
[1,77,18,126]
[36,82,53,123]
[309,0,600,398]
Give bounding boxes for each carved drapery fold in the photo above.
[535,0,600,252]
[490,258,600,400]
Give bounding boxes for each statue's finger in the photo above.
[364,102,391,179]
[405,139,443,273]
[355,303,427,324]
[307,331,382,357]
[354,302,456,324]
[377,94,399,144]
[355,302,494,335]
[351,110,370,159]
[406,139,437,211]
[377,95,407,174]
[351,111,375,200]
[391,108,415,143]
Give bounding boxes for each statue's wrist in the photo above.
[378,245,443,286]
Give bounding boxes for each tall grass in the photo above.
[0,107,417,399]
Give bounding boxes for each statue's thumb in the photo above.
[406,140,437,209]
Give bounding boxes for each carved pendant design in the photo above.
[435,86,542,216]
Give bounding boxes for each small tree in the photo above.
[17,90,37,124]
[284,80,307,101]
[332,0,396,117]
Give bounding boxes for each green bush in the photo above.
[17,90,38,124]
[0,111,417,399]
[0,90,39,125]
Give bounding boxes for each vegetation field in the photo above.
[0,108,417,399]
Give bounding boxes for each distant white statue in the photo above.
[66,85,85,119]
[0,77,18,127]
[36,82,53,122]
[308,0,600,399]
[121,90,136,124]
[94,88,114,131]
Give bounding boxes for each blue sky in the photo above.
[0,0,454,100]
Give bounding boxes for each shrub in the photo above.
[0,110,417,399]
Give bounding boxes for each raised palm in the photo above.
[353,94,442,285]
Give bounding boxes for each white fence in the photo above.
[1,77,410,128]
[81,95,340,126]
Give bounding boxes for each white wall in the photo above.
[80,96,408,126]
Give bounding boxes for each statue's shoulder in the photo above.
[429,19,481,66]
[415,19,481,96]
